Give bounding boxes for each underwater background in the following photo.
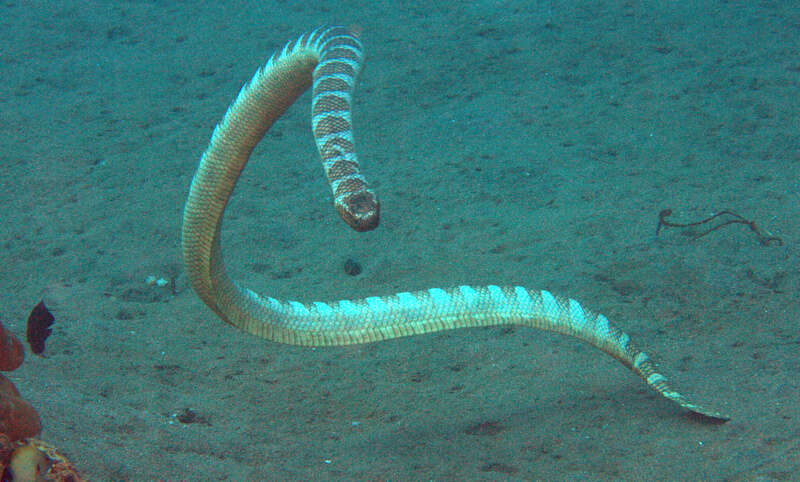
[0,0,797,479]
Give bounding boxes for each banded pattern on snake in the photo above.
[181,26,728,421]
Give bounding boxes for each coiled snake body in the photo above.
[181,26,728,421]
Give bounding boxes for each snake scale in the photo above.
[181,26,728,421]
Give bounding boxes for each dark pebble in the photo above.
[344,258,362,276]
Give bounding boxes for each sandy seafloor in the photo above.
[1,1,798,479]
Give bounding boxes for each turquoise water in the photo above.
[0,1,797,478]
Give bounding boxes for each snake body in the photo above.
[181,26,728,421]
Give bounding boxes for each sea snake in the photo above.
[181,26,728,421]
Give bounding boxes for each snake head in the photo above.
[336,189,379,232]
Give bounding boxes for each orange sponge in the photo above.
[0,374,41,441]
[0,321,23,372]
[0,321,41,442]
